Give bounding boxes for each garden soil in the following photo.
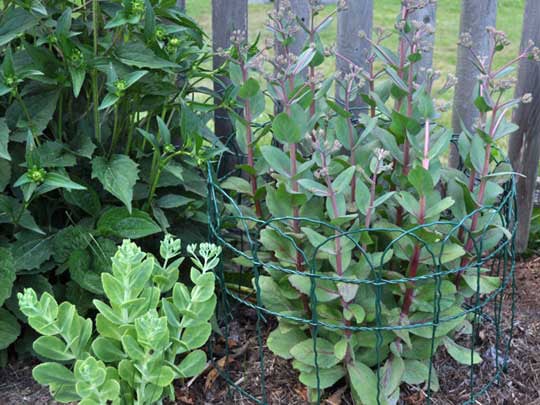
[1,258,539,405]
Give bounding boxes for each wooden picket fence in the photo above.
[180,0,540,253]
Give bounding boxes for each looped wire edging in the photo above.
[206,162,517,405]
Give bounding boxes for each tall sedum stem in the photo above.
[402,119,431,317]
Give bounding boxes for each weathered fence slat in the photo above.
[274,0,310,57]
[336,0,373,109]
[212,0,248,174]
[509,0,540,252]
[449,0,498,168]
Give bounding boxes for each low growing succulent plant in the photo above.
[18,235,221,404]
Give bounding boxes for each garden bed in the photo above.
[2,257,539,405]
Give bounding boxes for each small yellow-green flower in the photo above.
[27,166,47,183]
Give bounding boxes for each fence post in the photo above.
[449,0,497,168]
[508,0,540,252]
[212,0,248,174]
[336,0,373,109]
[177,0,185,11]
[409,3,437,83]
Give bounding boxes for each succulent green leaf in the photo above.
[272,112,302,144]
[443,337,482,365]
[290,338,340,369]
[347,361,385,405]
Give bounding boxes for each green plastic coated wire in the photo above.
[206,161,517,405]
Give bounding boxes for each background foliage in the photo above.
[0,0,223,361]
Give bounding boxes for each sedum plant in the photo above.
[0,0,221,357]
[216,0,535,403]
[17,235,221,404]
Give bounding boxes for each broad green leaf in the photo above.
[0,119,10,161]
[267,326,307,359]
[115,41,178,69]
[0,308,20,350]
[92,337,126,362]
[348,361,385,405]
[157,194,193,209]
[0,248,15,306]
[6,90,59,135]
[260,145,290,177]
[380,355,404,396]
[332,166,356,194]
[221,176,253,196]
[373,192,395,208]
[0,8,37,46]
[408,166,433,197]
[402,360,429,385]
[153,366,175,387]
[299,365,345,389]
[52,225,90,263]
[443,337,482,365]
[179,323,212,352]
[238,77,260,98]
[384,66,408,92]
[175,349,206,378]
[99,93,120,110]
[97,207,161,240]
[44,172,86,191]
[33,336,75,361]
[425,197,454,218]
[68,250,104,295]
[419,243,466,266]
[474,96,492,113]
[260,228,297,263]
[298,179,328,197]
[91,155,139,213]
[462,274,501,295]
[290,338,340,369]
[409,306,466,339]
[289,274,340,302]
[292,47,316,75]
[69,66,85,97]
[272,112,302,144]
[470,135,486,174]
[12,233,53,271]
[301,227,333,253]
[33,362,76,386]
[355,178,371,215]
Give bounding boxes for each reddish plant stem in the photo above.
[455,105,498,286]
[344,82,358,204]
[320,152,352,356]
[369,64,376,118]
[401,119,430,317]
[284,98,310,315]
[309,13,317,117]
[239,59,263,218]
[364,160,381,232]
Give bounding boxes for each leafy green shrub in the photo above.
[0,0,222,356]
[215,1,532,402]
[18,235,221,404]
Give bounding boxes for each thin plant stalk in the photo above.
[92,0,101,144]
[402,119,431,317]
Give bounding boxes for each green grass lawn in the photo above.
[186,0,526,124]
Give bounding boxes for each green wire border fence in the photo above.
[206,162,517,405]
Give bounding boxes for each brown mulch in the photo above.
[1,258,540,405]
